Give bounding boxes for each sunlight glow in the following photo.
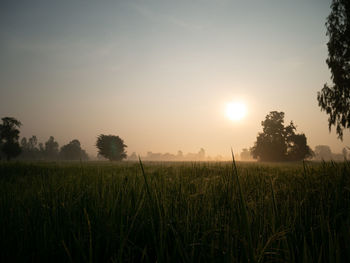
[226,102,247,121]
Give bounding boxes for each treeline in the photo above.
[0,117,89,161]
[240,145,350,161]
[313,145,349,161]
[19,136,89,161]
[1,117,132,162]
[128,148,225,162]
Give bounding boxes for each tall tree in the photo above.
[317,0,350,139]
[44,136,59,160]
[20,135,40,160]
[96,134,127,161]
[0,117,22,160]
[251,112,290,161]
[251,111,312,162]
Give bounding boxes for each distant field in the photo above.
[0,161,349,262]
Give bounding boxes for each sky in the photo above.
[1,0,349,158]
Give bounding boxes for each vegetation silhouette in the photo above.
[251,111,313,162]
[19,136,91,161]
[314,145,333,160]
[317,0,350,139]
[313,144,349,161]
[44,136,59,160]
[140,148,207,161]
[0,117,90,161]
[60,139,89,161]
[2,116,346,163]
[240,148,253,161]
[0,117,22,161]
[20,136,41,160]
[2,161,350,262]
[96,134,127,161]
[343,147,348,159]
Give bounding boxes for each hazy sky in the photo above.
[1,0,349,158]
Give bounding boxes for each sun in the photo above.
[226,102,247,121]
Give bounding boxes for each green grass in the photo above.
[0,160,350,262]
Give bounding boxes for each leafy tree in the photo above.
[240,148,252,161]
[20,137,30,159]
[0,117,22,161]
[20,137,27,149]
[96,134,127,161]
[287,134,314,161]
[128,152,138,161]
[314,145,333,160]
[251,111,312,162]
[39,142,45,153]
[317,0,350,140]
[60,139,89,160]
[20,135,40,160]
[44,136,59,160]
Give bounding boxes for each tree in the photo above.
[287,134,314,161]
[314,145,333,160]
[96,134,127,161]
[342,147,348,159]
[44,136,59,160]
[240,148,252,161]
[128,152,138,161]
[20,135,40,160]
[251,111,312,162]
[317,0,350,140]
[0,117,22,161]
[60,139,89,161]
[198,148,206,160]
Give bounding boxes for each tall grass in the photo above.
[0,160,349,262]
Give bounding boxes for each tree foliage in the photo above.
[314,145,333,160]
[96,134,127,161]
[20,136,41,160]
[60,139,89,161]
[240,148,253,161]
[317,0,350,139]
[251,111,313,162]
[0,117,22,160]
[44,136,59,160]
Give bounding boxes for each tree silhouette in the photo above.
[0,117,22,161]
[314,145,333,160]
[240,148,252,161]
[287,134,314,161]
[20,135,41,160]
[342,147,348,159]
[128,152,138,161]
[251,111,312,162]
[96,134,127,161]
[317,0,350,140]
[44,136,59,160]
[60,139,89,160]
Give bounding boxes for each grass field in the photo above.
[0,160,350,262]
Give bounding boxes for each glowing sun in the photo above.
[226,102,247,121]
